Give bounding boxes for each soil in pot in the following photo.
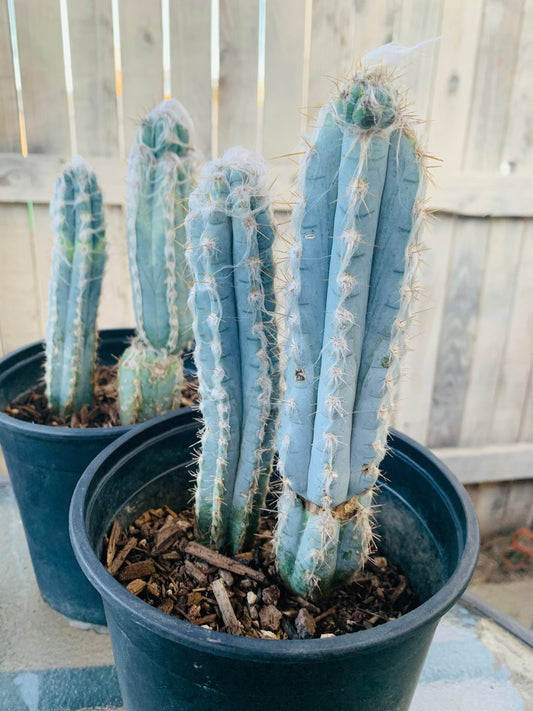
[103,505,419,640]
[3,364,199,428]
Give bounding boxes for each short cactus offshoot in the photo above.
[185,148,279,554]
[118,99,196,424]
[275,66,427,597]
[45,156,106,417]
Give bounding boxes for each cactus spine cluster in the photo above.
[45,156,106,417]
[274,66,426,596]
[118,99,196,424]
[185,147,279,554]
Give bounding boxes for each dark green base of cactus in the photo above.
[70,409,479,711]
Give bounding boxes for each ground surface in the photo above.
[470,531,533,630]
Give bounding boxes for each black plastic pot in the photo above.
[0,329,137,625]
[70,409,479,711]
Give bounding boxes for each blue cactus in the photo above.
[45,156,106,417]
[118,99,196,424]
[274,68,426,596]
[185,147,279,553]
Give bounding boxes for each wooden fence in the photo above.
[1,0,532,536]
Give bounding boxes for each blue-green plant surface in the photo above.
[45,156,106,417]
[118,99,196,424]
[274,65,427,596]
[185,147,279,553]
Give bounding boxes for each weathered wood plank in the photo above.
[218,0,260,153]
[394,215,454,444]
[490,221,533,443]
[98,205,134,330]
[433,442,533,484]
[466,479,533,539]
[427,218,488,448]
[305,0,356,132]
[520,365,533,441]
[68,0,119,156]
[500,0,533,177]
[460,219,523,447]
[392,0,442,123]
[14,0,70,154]
[263,0,306,203]
[0,204,42,351]
[352,0,399,59]
[119,0,164,152]
[430,172,533,217]
[0,154,126,205]
[31,204,54,334]
[0,0,21,152]
[169,0,212,160]
[427,0,484,169]
[501,479,533,531]
[464,0,524,171]
[2,154,533,217]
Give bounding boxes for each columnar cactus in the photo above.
[185,147,279,554]
[45,156,106,417]
[274,67,426,596]
[118,99,196,424]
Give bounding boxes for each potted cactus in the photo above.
[70,66,478,709]
[118,99,196,424]
[0,100,198,625]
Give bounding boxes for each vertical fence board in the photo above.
[263,0,306,200]
[501,0,533,176]
[427,218,488,448]
[169,0,212,160]
[99,205,134,330]
[393,0,442,124]
[14,0,70,153]
[394,214,453,443]
[0,0,20,152]
[460,219,523,447]
[490,221,533,442]
[119,0,164,152]
[68,0,119,157]
[427,0,484,170]
[520,364,533,441]
[31,204,54,335]
[502,479,533,530]
[304,0,355,132]
[352,0,399,58]
[218,0,259,153]
[0,205,41,351]
[464,0,524,171]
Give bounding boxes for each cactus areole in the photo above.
[45,156,106,417]
[274,67,427,597]
[118,99,196,424]
[185,148,280,555]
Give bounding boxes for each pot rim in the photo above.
[70,409,479,663]
[0,328,193,441]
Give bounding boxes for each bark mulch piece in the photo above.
[104,507,420,640]
[3,364,199,428]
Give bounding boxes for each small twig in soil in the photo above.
[184,541,267,584]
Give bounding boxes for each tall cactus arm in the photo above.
[349,129,422,495]
[186,180,242,550]
[277,107,343,498]
[186,148,279,553]
[307,131,390,508]
[275,69,426,596]
[45,157,106,417]
[118,99,196,424]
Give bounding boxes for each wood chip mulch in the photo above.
[104,507,419,639]
[3,365,199,428]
